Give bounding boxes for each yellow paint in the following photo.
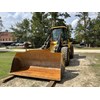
[49,41,57,52]
[51,26,67,30]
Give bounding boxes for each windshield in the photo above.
[52,29,62,41]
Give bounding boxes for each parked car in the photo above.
[24,42,32,48]
[15,42,24,46]
[10,43,16,46]
[80,42,86,47]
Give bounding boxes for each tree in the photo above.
[11,12,71,48]
[75,12,90,46]
[31,12,49,48]
[31,12,71,48]
[89,13,100,47]
[83,13,100,47]
[11,18,31,43]
[75,12,100,47]
[47,12,70,26]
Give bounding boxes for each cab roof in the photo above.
[51,26,68,30]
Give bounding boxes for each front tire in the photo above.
[61,47,70,66]
[70,45,74,59]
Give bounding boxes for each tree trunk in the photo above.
[89,44,91,47]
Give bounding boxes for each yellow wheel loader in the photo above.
[10,26,74,81]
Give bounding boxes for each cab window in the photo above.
[52,29,62,41]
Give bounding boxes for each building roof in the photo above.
[0,32,13,37]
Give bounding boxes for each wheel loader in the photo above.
[10,26,74,81]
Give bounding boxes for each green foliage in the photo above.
[47,12,70,26]
[86,13,100,47]
[31,12,70,48]
[11,12,70,48]
[75,12,89,42]
[75,12,100,47]
[31,12,49,48]
[11,18,31,43]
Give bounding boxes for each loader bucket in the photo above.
[10,49,65,81]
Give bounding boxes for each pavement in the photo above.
[0,47,26,52]
[0,47,100,53]
[74,49,100,53]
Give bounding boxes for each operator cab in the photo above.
[51,28,68,41]
[49,26,70,52]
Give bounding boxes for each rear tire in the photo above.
[61,47,70,66]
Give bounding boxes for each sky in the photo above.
[0,12,98,37]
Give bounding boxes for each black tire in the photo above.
[70,45,74,59]
[61,47,70,66]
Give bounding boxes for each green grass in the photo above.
[0,52,16,79]
[90,54,100,67]
[91,54,100,78]
[75,53,100,84]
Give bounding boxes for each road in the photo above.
[74,49,100,53]
[0,48,100,53]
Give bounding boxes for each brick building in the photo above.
[0,32,16,45]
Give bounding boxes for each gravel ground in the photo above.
[0,76,49,87]
[55,54,99,87]
[0,53,99,87]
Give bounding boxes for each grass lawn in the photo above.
[0,52,16,79]
[81,53,100,80]
[90,53,100,81]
